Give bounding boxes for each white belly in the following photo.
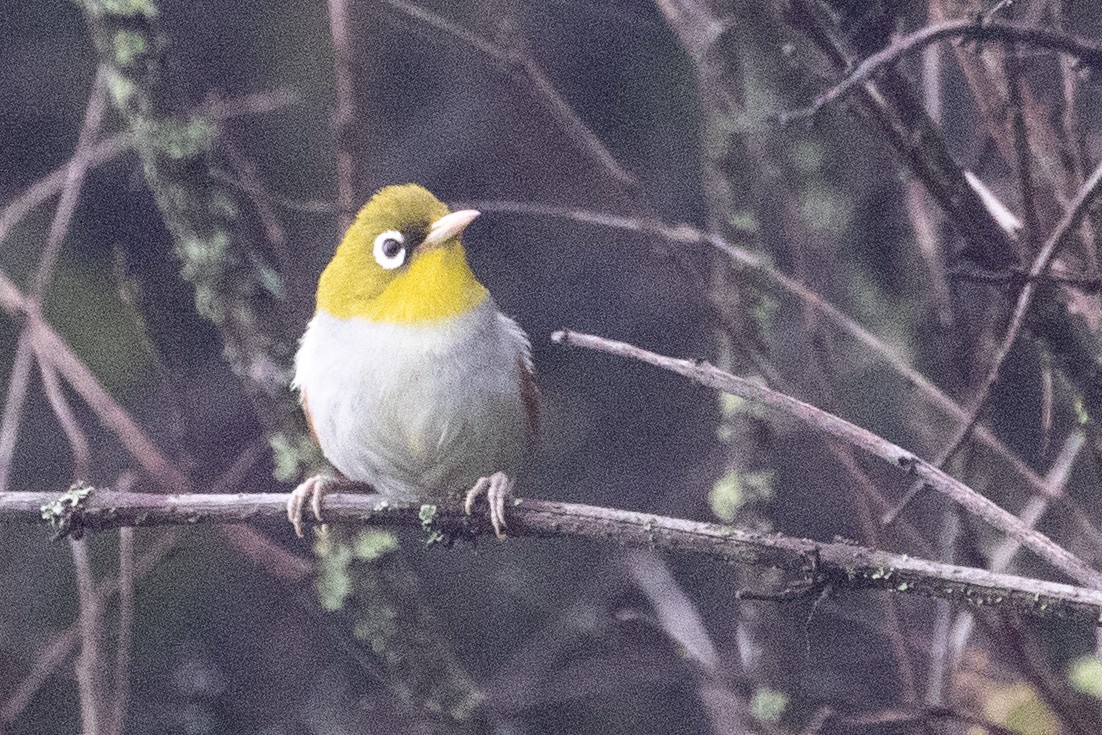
[293,300,532,500]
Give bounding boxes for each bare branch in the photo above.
[0,334,35,494]
[469,200,1075,514]
[4,487,1102,624]
[901,155,1102,510]
[0,89,298,254]
[551,328,1102,589]
[783,0,1017,270]
[36,356,92,479]
[0,268,188,492]
[107,527,133,735]
[839,705,1022,735]
[1,444,271,726]
[0,134,128,250]
[1,528,186,726]
[381,0,645,200]
[70,537,106,735]
[946,432,1087,674]
[327,0,356,228]
[32,67,109,297]
[783,18,1102,123]
[31,320,191,493]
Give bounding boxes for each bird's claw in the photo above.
[287,475,336,538]
[464,471,513,540]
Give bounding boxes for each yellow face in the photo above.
[316,184,488,323]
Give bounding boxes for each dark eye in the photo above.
[372,229,407,270]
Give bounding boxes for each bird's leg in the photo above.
[287,474,338,538]
[464,471,513,540]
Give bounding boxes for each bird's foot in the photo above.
[287,474,337,538]
[464,471,513,540]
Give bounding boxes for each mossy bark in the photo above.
[79,1,485,728]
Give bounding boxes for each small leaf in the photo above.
[750,687,787,723]
[1068,655,1102,699]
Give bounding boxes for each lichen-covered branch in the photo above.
[76,2,484,728]
[4,486,1102,625]
[78,0,311,474]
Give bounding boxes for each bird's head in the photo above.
[316,183,487,323]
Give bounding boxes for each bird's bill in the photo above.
[423,209,480,246]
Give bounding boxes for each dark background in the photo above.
[4,1,1102,733]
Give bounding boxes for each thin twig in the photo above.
[0,269,188,491]
[948,266,1102,289]
[784,0,1017,269]
[28,319,190,493]
[0,333,35,494]
[947,431,1086,669]
[1,620,87,725]
[925,506,960,706]
[1,269,301,587]
[624,551,751,734]
[906,181,953,326]
[891,155,1102,517]
[833,442,920,702]
[551,328,1102,589]
[0,134,128,250]
[1006,45,1039,253]
[32,67,109,297]
[826,440,936,558]
[37,356,92,479]
[0,71,107,497]
[221,140,289,250]
[975,611,1100,735]
[108,526,134,735]
[0,528,186,726]
[840,705,1021,735]
[1,445,275,726]
[70,537,105,735]
[624,550,718,672]
[200,87,301,119]
[210,441,311,584]
[0,88,299,253]
[381,0,645,200]
[468,200,1063,509]
[4,488,1102,623]
[327,0,356,229]
[782,18,1102,122]
[1057,14,1096,272]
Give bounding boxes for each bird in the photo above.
[287,183,538,539]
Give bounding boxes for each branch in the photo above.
[944,156,1102,450]
[784,18,1102,122]
[551,329,1102,590]
[380,0,645,201]
[474,199,1102,551]
[782,0,1017,270]
[80,1,305,469]
[327,0,357,228]
[0,88,297,252]
[889,154,1102,517]
[1,445,279,727]
[4,487,1102,625]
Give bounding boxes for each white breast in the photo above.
[293,299,532,500]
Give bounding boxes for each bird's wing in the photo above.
[519,359,540,443]
[300,389,322,445]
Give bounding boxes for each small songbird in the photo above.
[287,183,538,539]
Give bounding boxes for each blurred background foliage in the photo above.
[4,0,1102,734]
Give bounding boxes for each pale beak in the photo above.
[423,209,480,246]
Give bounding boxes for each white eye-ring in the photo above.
[372,229,407,270]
